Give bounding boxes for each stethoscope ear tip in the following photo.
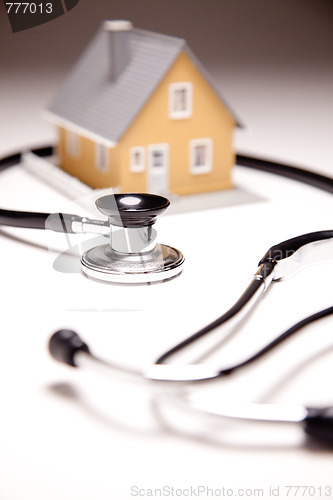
[49,329,90,367]
[304,407,333,447]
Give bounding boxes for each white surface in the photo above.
[0,157,333,500]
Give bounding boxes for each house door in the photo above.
[148,144,169,194]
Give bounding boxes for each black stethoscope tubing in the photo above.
[1,145,333,446]
[1,144,332,371]
[236,153,333,194]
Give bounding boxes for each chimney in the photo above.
[104,20,133,82]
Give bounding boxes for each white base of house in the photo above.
[22,151,120,214]
[23,151,94,200]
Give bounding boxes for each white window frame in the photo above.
[169,82,193,119]
[189,138,213,175]
[129,146,145,173]
[95,143,109,172]
[66,130,80,157]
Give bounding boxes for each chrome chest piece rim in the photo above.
[81,193,185,284]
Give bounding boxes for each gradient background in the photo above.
[0,0,332,178]
[0,5,333,497]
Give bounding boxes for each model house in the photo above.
[45,20,241,195]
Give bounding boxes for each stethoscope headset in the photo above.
[1,145,333,447]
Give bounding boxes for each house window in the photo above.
[169,82,192,119]
[66,131,80,157]
[189,138,213,174]
[95,143,109,172]
[151,150,164,168]
[130,147,145,173]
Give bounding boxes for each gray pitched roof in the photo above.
[46,24,240,145]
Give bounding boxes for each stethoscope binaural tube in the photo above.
[156,230,333,364]
[48,325,333,446]
[48,228,333,446]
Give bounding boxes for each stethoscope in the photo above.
[1,145,333,446]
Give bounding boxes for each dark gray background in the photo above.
[1,0,332,176]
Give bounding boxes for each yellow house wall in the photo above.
[117,51,236,195]
[58,127,120,189]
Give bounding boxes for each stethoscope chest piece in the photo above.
[81,193,184,284]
